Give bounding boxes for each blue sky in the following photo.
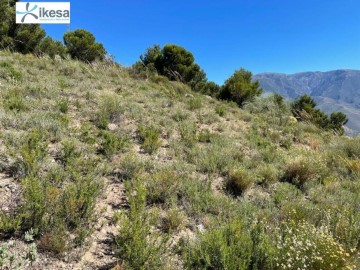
[41,0,360,84]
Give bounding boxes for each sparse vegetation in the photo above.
[0,50,357,269]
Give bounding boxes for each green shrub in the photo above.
[281,156,328,190]
[13,24,45,54]
[44,164,67,185]
[118,153,145,180]
[188,97,202,110]
[17,129,47,177]
[197,129,216,143]
[0,62,22,82]
[130,60,158,80]
[115,178,167,269]
[2,89,26,112]
[215,105,226,117]
[95,109,109,130]
[257,164,279,186]
[79,123,97,145]
[99,130,128,158]
[19,176,49,231]
[9,169,101,253]
[0,212,21,238]
[138,125,161,154]
[339,137,360,159]
[183,220,275,270]
[94,95,124,129]
[191,139,239,175]
[58,78,69,89]
[172,109,190,122]
[59,175,100,230]
[160,208,186,233]
[226,167,254,196]
[57,98,69,113]
[179,121,198,147]
[146,169,179,205]
[60,139,81,166]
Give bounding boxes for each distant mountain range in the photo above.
[253,70,360,135]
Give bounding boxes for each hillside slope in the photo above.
[253,70,360,135]
[0,51,359,269]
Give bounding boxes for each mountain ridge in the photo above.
[253,69,360,135]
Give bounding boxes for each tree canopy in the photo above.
[0,1,45,53]
[139,44,211,92]
[63,29,107,62]
[291,95,348,134]
[220,68,263,107]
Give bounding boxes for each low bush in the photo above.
[37,36,67,58]
[118,153,145,180]
[138,125,161,154]
[99,130,128,158]
[38,227,67,254]
[281,156,328,190]
[2,89,26,112]
[0,62,22,82]
[60,139,82,166]
[191,139,240,175]
[188,97,202,110]
[94,95,124,129]
[197,129,216,143]
[179,121,198,147]
[275,220,356,270]
[215,104,226,117]
[57,98,69,114]
[160,208,186,233]
[146,169,179,205]
[115,178,167,269]
[183,220,275,270]
[226,167,254,196]
[339,136,360,159]
[257,164,279,186]
[17,129,47,177]
[1,170,101,254]
[172,109,190,122]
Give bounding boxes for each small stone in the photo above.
[107,123,117,131]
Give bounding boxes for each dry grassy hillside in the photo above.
[0,51,359,270]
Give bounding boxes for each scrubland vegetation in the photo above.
[0,1,359,268]
[0,50,358,270]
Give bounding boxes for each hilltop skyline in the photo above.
[40,0,360,84]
